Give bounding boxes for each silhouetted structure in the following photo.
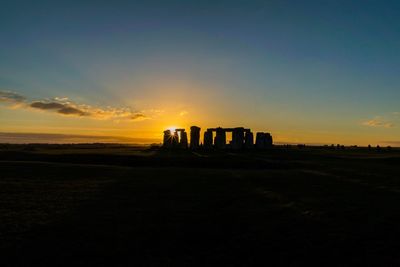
[214,127,226,149]
[162,128,188,149]
[204,130,213,148]
[244,131,254,148]
[190,126,201,149]
[204,127,254,150]
[176,129,188,149]
[255,132,273,149]
[172,131,179,147]
[163,126,272,150]
[163,130,172,148]
[231,127,245,149]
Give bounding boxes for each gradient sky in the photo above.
[1,0,400,145]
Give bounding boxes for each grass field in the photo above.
[1,145,400,266]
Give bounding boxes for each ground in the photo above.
[1,144,400,266]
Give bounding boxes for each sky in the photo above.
[1,0,400,145]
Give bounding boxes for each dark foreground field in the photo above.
[1,144,400,266]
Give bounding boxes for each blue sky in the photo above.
[1,0,400,144]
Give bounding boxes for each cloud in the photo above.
[30,101,67,110]
[131,113,147,121]
[362,117,394,128]
[179,110,188,116]
[0,90,151,121]
[0,91,26,103]
[58,106,87,116]
[30,101,87,116]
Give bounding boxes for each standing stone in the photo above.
[265,133,273,147]
[232,127,245,150]
[204,129,213,148]
[172,131,179,147]
[163,130,172,148]
[214,127,226,149]
[255,132,266,149]
[190,126,201,149]
[180,130,188,148]
[255,132,273,149]
[244,131,254,148]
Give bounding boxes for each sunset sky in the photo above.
[1,0,400,145]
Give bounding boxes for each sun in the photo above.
[166,126,178,132]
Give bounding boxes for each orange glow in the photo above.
[167,126,179,132]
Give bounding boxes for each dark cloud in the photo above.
[1,90,152,121]
[30,101,66,110]
[58,106,86,116]
[30,101,87,116]
[131,113,146,120]
[0,91,26,103]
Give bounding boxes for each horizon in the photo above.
[0,131,398,147]
[2,1,400,145]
